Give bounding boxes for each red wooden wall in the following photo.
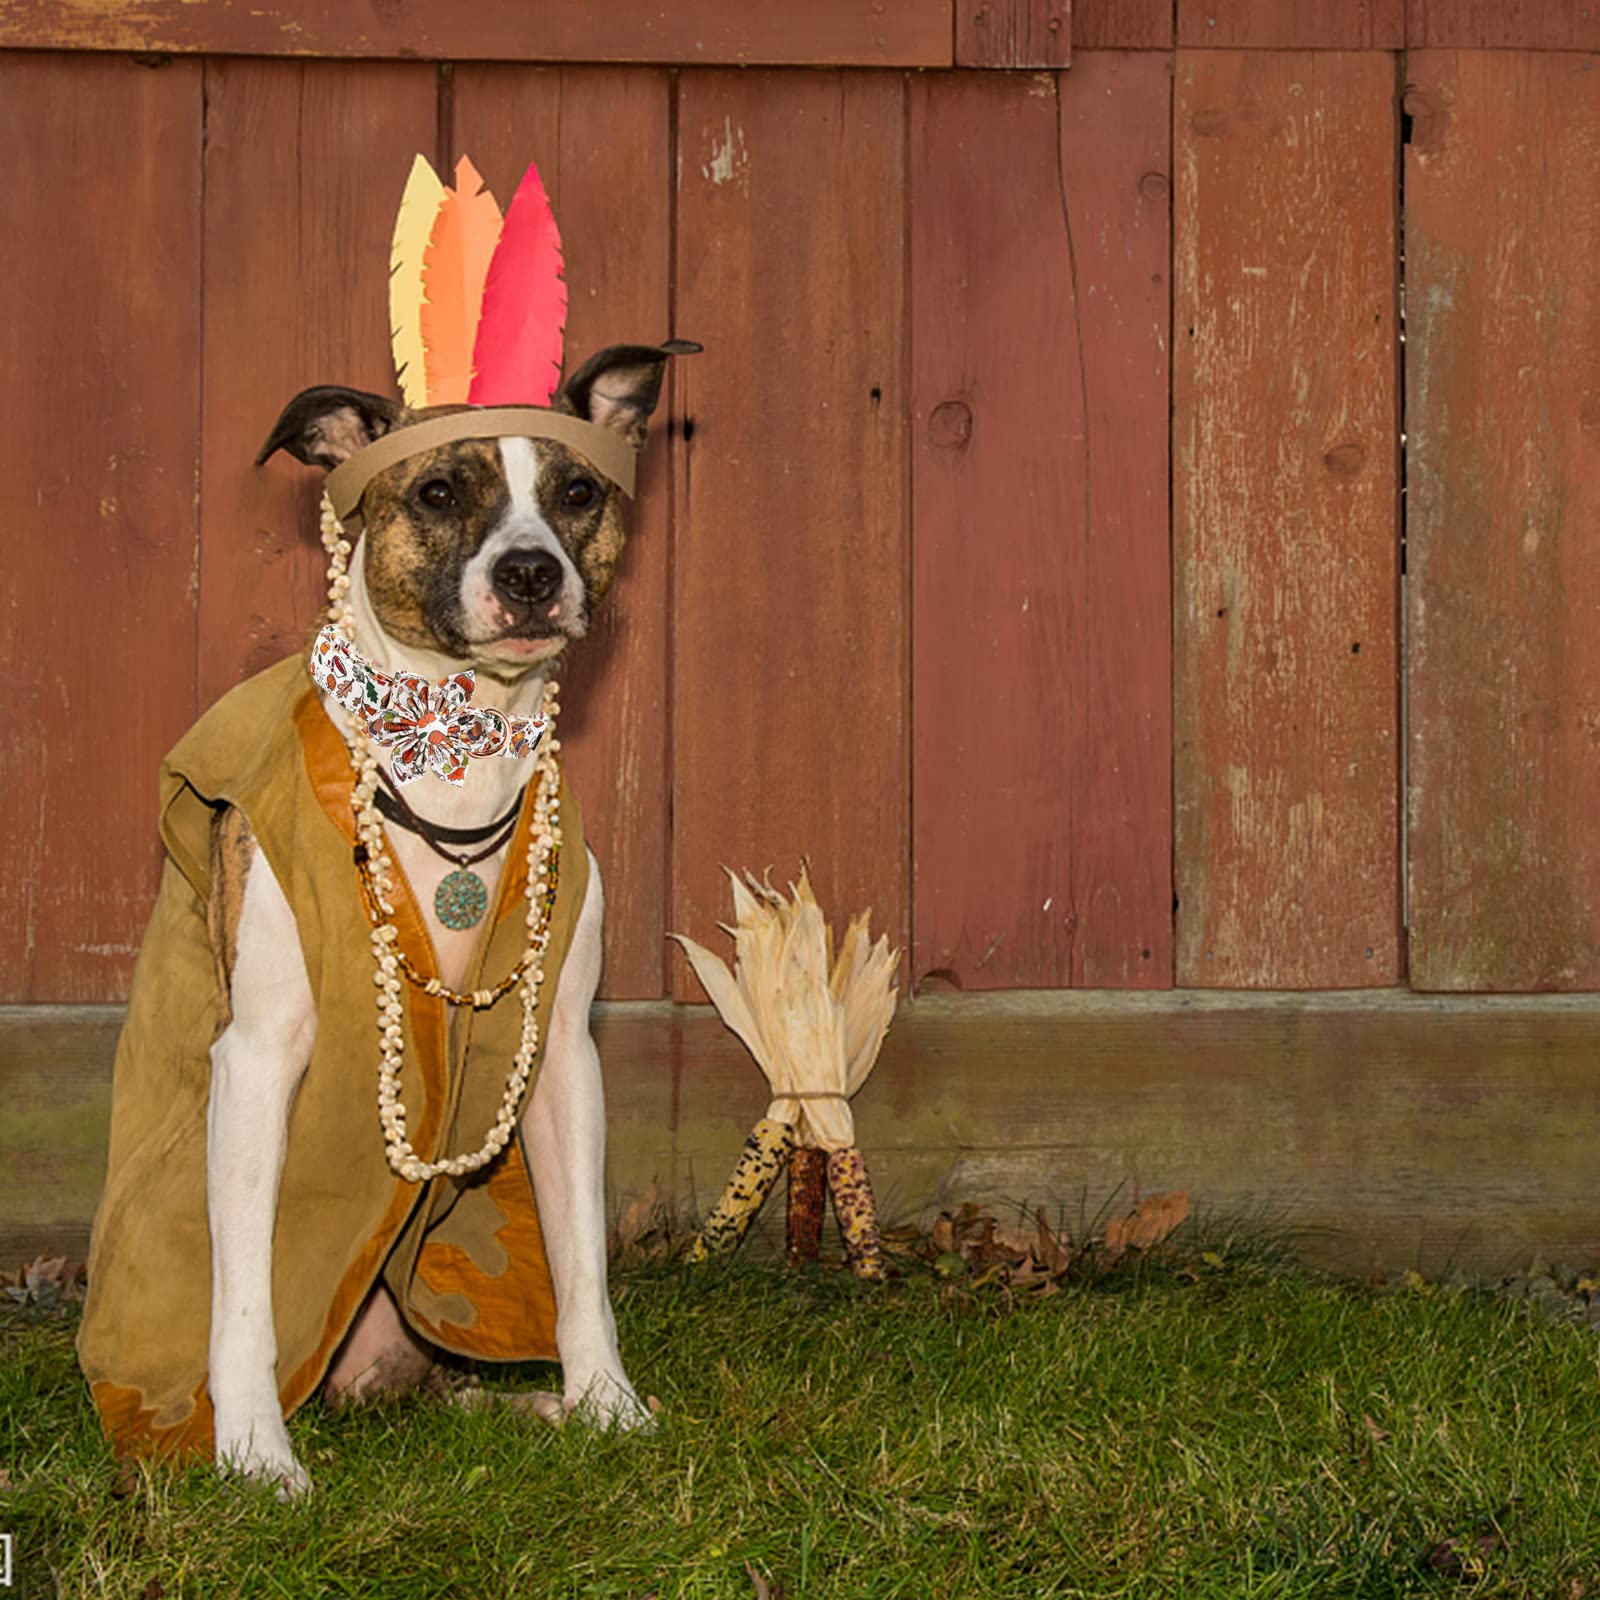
[3,3,1597,1003]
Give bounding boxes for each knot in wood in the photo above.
[929,400,973,449]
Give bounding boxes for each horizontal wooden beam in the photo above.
[8,993,1600,1278]
[0,0,955,65]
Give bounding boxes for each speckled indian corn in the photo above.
[826,1146,885,1280]
[690,1118,794,1260]
[786,1146,829,1267]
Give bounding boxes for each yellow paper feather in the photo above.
[389,154,447,408]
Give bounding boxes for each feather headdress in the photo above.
[388,152,567,408]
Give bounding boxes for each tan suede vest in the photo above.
[77,652,587,1458]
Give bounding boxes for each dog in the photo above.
[80,339,693,1499]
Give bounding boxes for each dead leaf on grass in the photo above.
[1424,1530,1506,1578]
[744,1561,786,1600]
[614,1185,660,1251]
[137,1580,165,1600]
[1102,1191,1190,1263]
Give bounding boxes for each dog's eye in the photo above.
[564,477,597,510]
[418,479,455,511]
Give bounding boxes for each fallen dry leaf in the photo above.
[744,1562,785,1600]
[1424,1530,1506,1578]
[1035,1209,1073,1274]
[613,1185,660,1254]
[1103,1191,1190,1262]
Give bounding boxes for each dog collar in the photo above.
[325,407,636,525]
[310,624,548,787]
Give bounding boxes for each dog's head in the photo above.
[258,340,696,673]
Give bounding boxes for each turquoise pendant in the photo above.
[435,868,489,930]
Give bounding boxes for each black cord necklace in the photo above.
[372,771,526,930]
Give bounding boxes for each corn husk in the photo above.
[670,863,899,1152]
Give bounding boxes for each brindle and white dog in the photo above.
[209,340,695,1496]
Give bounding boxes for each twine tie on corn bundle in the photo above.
[671,864,897,1278]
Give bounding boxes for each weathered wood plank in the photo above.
[198,60,437,704]
[1173,51,1401,988]
[0,53,202,1004]
[0,0,955,65]
[669,71,909,1003]
[1071,0,1172,47]
[910,59,1172,990]
[13,992,1600,1278]
[1405,51,1600,991]
[1178,0,1403,48]
[1405,2,1600,49]
[955,0,1071,66]
[451,66,675,999]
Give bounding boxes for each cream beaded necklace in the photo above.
[317,493,562,1184]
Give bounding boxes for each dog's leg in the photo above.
[205,806,317,1498]
[521,851,651,1430]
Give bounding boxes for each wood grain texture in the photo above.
[956,0,1071,66]
[1070,0,1172,47]
[0,53,202,1004]
[0,0,955,65]
[911,61,1172,990]
[1405,51,1600,991]
[670,71,908,1002]
[198,60,437,704]
[16,990,1600,1279]
[1173,51,1401,988]
[1405,2,1600,48]
[1178,0,1403,48]
[451,66,675,999]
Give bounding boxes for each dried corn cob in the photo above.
[690,1118,793,1261]
[826,1147,885,1280]
[786,1146,828,1266]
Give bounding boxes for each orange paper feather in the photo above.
[420,155,504,407]
[469,160,567,407]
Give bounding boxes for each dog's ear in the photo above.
[255,385,406,471]
[561,339,702,450]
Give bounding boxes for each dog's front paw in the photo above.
[215,1411,312,1501]
[562,1371,655,1434]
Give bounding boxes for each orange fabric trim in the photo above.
[279,683,551,1410]
[95,1378,214,1462]
[411,1145,559,1360]
[281,688,471,1412]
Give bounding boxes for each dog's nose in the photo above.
[491,550,563,609]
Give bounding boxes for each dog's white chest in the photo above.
[382,828,516,992]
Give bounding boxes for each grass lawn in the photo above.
[4,1236,1600,1598]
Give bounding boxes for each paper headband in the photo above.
[330,152,633,522]
[326,409,636,521]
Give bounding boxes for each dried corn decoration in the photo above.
[672,864,898,1276]
[786,1147,829,1266]
[688,1118,794,1261]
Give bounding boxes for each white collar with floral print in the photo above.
[309,624,547,787]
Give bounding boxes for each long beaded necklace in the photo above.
[317,492,563,1184]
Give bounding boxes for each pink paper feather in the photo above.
[468,161,567,406]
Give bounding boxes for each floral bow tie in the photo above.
[310,625,546,786]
